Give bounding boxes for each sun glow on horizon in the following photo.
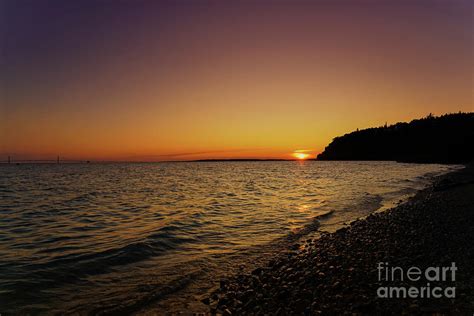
[2,1,472,161]
[293,152,310,160]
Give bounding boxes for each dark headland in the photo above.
[203,113,474,315]
[317,112,474,164]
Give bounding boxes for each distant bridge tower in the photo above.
[8,156,11,164]
[57,156,60,164]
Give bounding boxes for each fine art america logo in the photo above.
[377,262,457,298]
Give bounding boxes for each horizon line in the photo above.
[0,158,319,164]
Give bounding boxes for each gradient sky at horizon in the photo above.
[1,0,472,161]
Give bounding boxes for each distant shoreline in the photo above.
[171,158,311,162]
[2,159,467,165]
[0,158,315,164]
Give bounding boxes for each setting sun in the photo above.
[293,153,310,160]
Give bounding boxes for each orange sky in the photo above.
[1,1,473,161]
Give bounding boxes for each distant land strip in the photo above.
[0,158,311,164]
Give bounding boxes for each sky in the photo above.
[1,0,472,161]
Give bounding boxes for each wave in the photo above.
[1,226,198,303]
[83,270,202,315]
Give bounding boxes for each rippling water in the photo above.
[0,161,459,314]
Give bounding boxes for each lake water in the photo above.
[0,161,460,314]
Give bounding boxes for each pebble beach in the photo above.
[206,165,474,315]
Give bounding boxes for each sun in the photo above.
[292,149,313,160]
[293,152,309,160]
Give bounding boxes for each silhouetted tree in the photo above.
[317,112,474,164]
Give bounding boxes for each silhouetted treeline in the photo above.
[317,112,474,164]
